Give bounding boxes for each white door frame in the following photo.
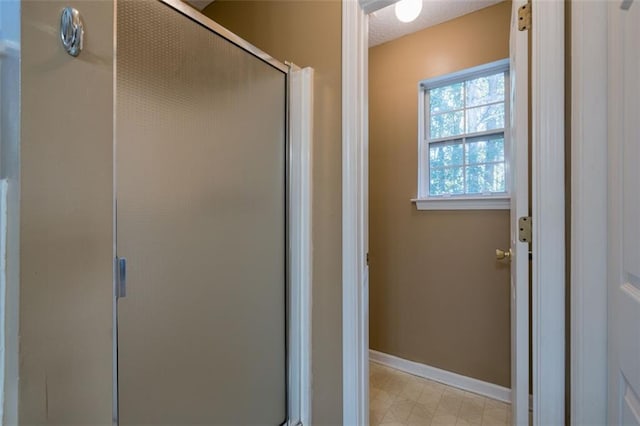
[530,1,565,424]
[569,2,608,425]
[288,64,314,426]
[342,1,369,424]
[342,1,566,424]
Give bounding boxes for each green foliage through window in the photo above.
[425,69,508,197]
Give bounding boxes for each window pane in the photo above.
[430,83,463,114]
[429,140,463,167]
[465,135,505,165]
[431,110,464,139]
[465,163,506,194]
[430,168,445,195]
[466,72,505,107]
[466,103,505,133]
[430,166,464,196]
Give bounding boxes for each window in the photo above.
[415,59,510,210]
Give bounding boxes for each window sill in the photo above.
[411,196,510,211]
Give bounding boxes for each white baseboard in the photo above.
[369,350,511,403]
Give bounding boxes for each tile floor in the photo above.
[369,362,511,426]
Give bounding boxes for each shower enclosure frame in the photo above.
[112,1,313,424]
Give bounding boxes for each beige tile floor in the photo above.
[369,362,511,426]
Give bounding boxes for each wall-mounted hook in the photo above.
[60,7,84,57]
[621,0,634,10]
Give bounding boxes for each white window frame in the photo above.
[414,59,510,210]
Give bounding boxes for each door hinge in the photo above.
[518,2,532,31]
[116,257,127,299]
[518,216,532,243]
[366,252,370,266]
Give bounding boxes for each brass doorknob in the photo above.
[496,248,512,261]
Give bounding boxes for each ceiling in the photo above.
[369,0,504,47]
[184,0,504,48]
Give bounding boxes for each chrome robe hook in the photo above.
[60,7,84,57]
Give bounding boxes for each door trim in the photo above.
[570,2,608,425]
[531,2,566,424]
[288,65,314,426]
[342,1,567,424]
[342,1,369,425]
[531,1,566,425]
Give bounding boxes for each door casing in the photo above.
[342,1,566,425]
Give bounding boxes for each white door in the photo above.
[509,1,529,425]
[608,2,640,425]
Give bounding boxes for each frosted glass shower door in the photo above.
[115,1,287,424]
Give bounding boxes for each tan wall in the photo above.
[369,1,512,387]
[203,2,343,424]
[20,1,114,422]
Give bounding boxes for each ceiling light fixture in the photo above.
[394,0,422,23]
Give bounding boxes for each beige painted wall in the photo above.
[20,1,114,422]
[203,2,343,424]
[369,1,512,387]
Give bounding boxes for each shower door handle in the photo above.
[116,257,127,298]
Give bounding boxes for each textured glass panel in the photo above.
[430,166,464,196]
[429,140,463,167]
[116,1,286,424]
[466,163,506,194]
[431,110,464,139]
[466,135,505,164]
[466,103,505,133]
[466,72,505,107]
[430,82,463,114]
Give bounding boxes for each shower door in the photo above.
[115,1,287,424]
